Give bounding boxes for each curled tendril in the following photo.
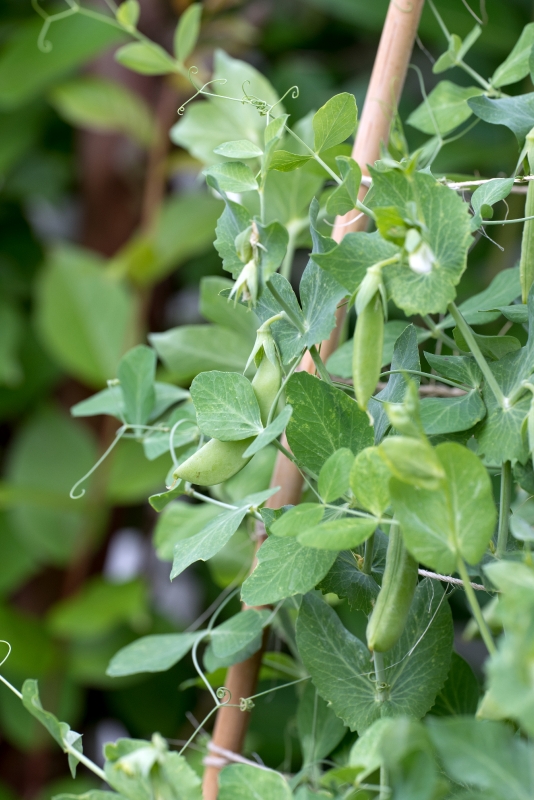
[216,686,232,704]
[32,0,79,53]
[70,425,126,499]
[239,697,255,712]
[177,67,229,115]
[270,84,299,113]
[0,641,11,670]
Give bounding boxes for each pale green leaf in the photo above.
[171,506,249,579]
[153,501,221,561]
[429,652,479,717]
[441,266,520,327]
[190,371,262,440]
[313,93,357,153]
[491,23,534,87]
[210,609,269,660]
[204,161,259,193]
[214,140,263,159]
[218,764,293,800]
[116,1,140,30]
[407,82,483,136]
[419,390,486,435]
[468,93,534,144]
[471,178,514,216]
[70,386,124,419]
[199,276,258,341]
[117,345,156,427]
[326,156,362,215]
[269,151,312,172]
[174,3,202,63]
[351,446,391,516]
[107,632,201,676]
[243,405,293,458]
[115,41,176,75]
[312,230,398,295]
[298,517,376,550]
[423,353,482,388]
[271,503,325,538]
[318,448,354,502]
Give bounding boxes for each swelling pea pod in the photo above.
[520,129,534,303]
[353,291,384,411]
[366,524,418,653]
[173,346,282,486]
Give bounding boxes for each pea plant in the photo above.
[3,1,534,798]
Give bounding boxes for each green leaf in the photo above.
[190,371,262,440]
[390,442,496,573]
[218,764,293,800]
[241,536,337,606]
[298,517,377,550]
[285,372,373,475]
[427,718,534,799]
[153,501,221,561]
[471,177,514,217]
[174,3,202,63]
[297,682,346,766]
[296,579,452,733]
[327,321,427,379]
[419,390,486,435]
[199,276,258,341]
[313,93,357,153]
[243,405,293,458]
[210,609,269,660]
[71,385,124,419]
[491,23,534,87]
[424,353,482,388]
[453,327,521,360]
[379,437,445,490]
[204,161,259,193]
[348,718,396,784]
[148,481,186,512]
[213,140,263,159]
[0,14,127,110]
[105,438,170,504]
[407,82,483,136]
[107,632,201,676]
[269,151,312,172]
[55,792,125,800]
[49,77,155,147]
[429,652,479,716]
[149,325,251,382]
[117,345,156,427]
[48,578,147,640]
[468,93,534,144]
[171,505,249,579]
[326,156,362,215]
[312,230,398,295]
[441,266,520,327]
[115,41,176,75]
[271,503,325,538]
[351,447,391,516]
[116,1,140,30]
[318,549,381,614]
[318,448,354,502]
[495,305,528,324]
[35,245,137,388]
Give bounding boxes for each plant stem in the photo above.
[447,303,506,409]
[280,228,296,281]
[457,60,492,92]
[63,741,107,782]
[379,765,390,800]
[283,127,342,185]
[457,557,496,655]
[422,314,458,350]
[379,368,466,389]
[496,460,512,558]
[363,532,375,574]
[266,280,305,333]
[309,345,334,385]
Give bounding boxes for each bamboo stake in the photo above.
[202,2,425,796]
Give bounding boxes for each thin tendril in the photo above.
[460,0,484,25]
[169,419,196,469]
[70,425,126,499]
[191,636,219,706]
[34,0,80,53]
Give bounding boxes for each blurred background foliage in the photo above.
[0,0,532,796]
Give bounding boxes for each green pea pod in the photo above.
[251,350,282,425]
[366,525,418,653]
[353,291,384,411]
[520,179,534,303]
[173,437,254,486]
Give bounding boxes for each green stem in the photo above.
[266,280,305,334]
[363,532,375,575]
[422,314,458,349]
[309,345,334,386]
[457,59,493,92]
[283,127,342,185]
[484,214,534,225]
[280,227,297,281]
[448,303,506,409]
[379,369,466,389]
[496,460,512,558]
[373,651,389,704]
[379,765,390,800]
[457,558,496,655]
[186,489,263,521]
[63,741,107,782]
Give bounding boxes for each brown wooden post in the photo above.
[202,2,425,796]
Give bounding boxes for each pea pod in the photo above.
[353,291,384,411]
[520,147,534,302]
[366,525,418,653]
[251,349,282,425]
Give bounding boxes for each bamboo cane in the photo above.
[202,2,425,796]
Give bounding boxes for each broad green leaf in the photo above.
[35,245,137,388]
[213,140,263,159]
[407,82,483,136]
[204,161,259,193]
[218,764,293,800]
[115,42,176,75]
[351,447,391,516]
[441,266,520,327]
[48,577,147,640]
[243,405,293,458]
[369,169,472,316]
[297,682,346,766]
[369,325,421,443]
[117,345,156,427]
[427,718,534,800]
[171,505,249,579]
[49,77,155,147]
[269,151,312,171]
[199,276,258,341]
[271,503,325,538]
[107,632,201,676]
[429,652,479,717]
[348,718,397,784]
[298,517,376,550]
[496,305,528,324]
[379,437,445,490]
[190,371,262,440]
[148,481,186,512]
[419,390,486,435]
[318,448,354,502]
[149,325,251,382]
[476,384,530,464]
[71,385,124,419]
[390,442,496,573]
[318,545,384,614]
[55,793,125,800]
[210,609,269,660]
[453,327,521,360]
[153,501,221,561]
[171,50,281,164]
[206,199,250,275]
[285,372,373,475]
[471,177,514,217]
[378,718,441,800]
[263,168,323,228]
[326,156,362,215]
[241,536,337,606]
[0,15,126,110]
[491,23,534,87]
[313,93,357,153]
[174,3,202,63]
[468,93,534,144]
[296,580,452,733]
[312,230,398,295]
[424,353,482,388]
